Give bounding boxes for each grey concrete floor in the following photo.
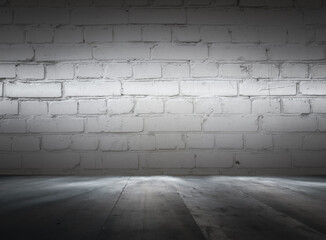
[0,176,326,240]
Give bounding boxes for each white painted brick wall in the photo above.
[20,101,47,116]
[1,1,326,174]
[0,100,18,115]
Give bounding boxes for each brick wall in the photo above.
[0,0,326,175]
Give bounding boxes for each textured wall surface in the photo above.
[0,0,326,175]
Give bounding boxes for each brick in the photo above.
[281,63,308,78]
[76,63,103,79]
[246,9,302,26]
[273,135,302,149]
[215,134,243,149]
[221,98,251,114]
[0,46,34,61]
[96,153,138,169]
[12,136,40,152]
[71,8,128,25]
[283,98,310,114]
[186,134,214,149]
[212,0,238,6]
[134,99,164,114]
[303,135,326,150]
[84,27,113,43]
[0,136,12,151]
[181,81,237,96]
[304,10,326,24]
[185,0,210,5]
[219,64,250,78]
[145,117,201,132]
[156,134,185,150]
[107,99,134,114]
[251,64,279,79]
[172,26,200,42]
[87,116,143,133]
[252,98,280,114]
[259,27,287,44]
[269,46,324,61]
[133,63,161,79]
[68,0,92,6]
[6,83,61,98]
[47,64,74,80]
[0,27,24,43]
[152,0,182,6]
[0,119,26,133]
[195,152,234,168]
[114,26,141,42]
[311,64,326,79]
[38,0,66,7]
[162,63,189,78]
[28,118,84,133]
[265,0,294,7]
[17,65,44,80]
[300,82,326,95]
[152,44,208,60]
[316,28,326,42]
[100,136,128,151]
[311,99,326,113]
[210,45,267,61]
[128,135,156,151]
[236,153,292,168]
[65,82,121,97]
[123,81,178,96]
[93,0,124,6]
[20,101,47,115]
[262,116,317,132]
[318,117,326,131]
[54,28,83,43]
[245,134,273,150]
[292,152,326,168]
[130,8,186,24]
[26,28,53,43]
[0,100,18,115]
[10,0,41,6]
[22,152,80,169]
[106,63,132,78]
[165,99,193,114]
[125,0,150,6]
[187,8,244,24]
[142,26,171,42]
[287,27,314,44]
[296,0,323,7]
[36,46,92,61]
[240,81,296,96]
[204,115,258,132]
[200,26,230,43]
[49,101,77,115]
[0,8,12,24]
[15,8,69,24]
[0,154,21,169]
[194,99,222,114]
[231,27,259,43]
[71,136,98,150]
[79,100,107,115]
[140,152,195,169]
[0,64,15,78]
[191,62,218,78]
[239,0,265,7]
[42,135,71,151]
[94,44,150,60]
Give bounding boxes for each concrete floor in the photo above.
[0,176,326,240]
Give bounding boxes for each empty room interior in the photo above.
[1,0,326,239]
